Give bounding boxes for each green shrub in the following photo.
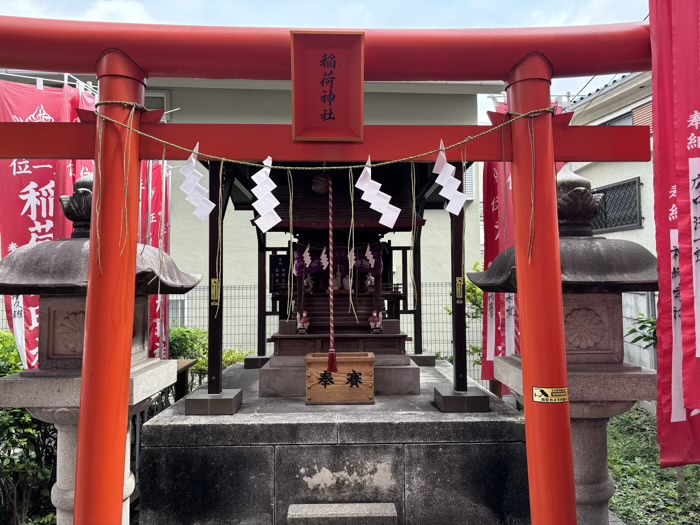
[168,325,208,362]
[168,326,253,388]
[608,407,700,524]
[625,314,657,349]
[0,331,22,377]
[0,332,57,525]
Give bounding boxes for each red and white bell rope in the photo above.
[327,173,337,372]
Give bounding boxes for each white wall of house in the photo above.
[160,81,495,285]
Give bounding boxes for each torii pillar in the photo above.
[507,53,577,525]
[74,50,145,525]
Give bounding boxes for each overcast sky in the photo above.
[0,0,650,119]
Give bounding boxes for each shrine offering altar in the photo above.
[139,362,529,525]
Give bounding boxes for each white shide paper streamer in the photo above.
[432,140,468,216]
[178,143,217,221]
[354,156,401,228]
[251,157,282,233]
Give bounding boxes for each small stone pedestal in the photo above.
[184,388,242,415]
[433,384,490,412]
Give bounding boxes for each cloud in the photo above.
[82,1,152,24]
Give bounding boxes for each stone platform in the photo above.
[139,363,530,525]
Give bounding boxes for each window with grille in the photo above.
[591,177,642,233]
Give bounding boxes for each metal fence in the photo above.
[168,282,486,384]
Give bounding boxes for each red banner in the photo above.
[140,161,171,359]
[651,0,700,467]
[291,31,365,141]
[481,102,565,381]
[0,80,94,368]
[482,103,519,381]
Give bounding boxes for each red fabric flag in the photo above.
[481,101,563,382]
[651,0,700,467]
[0,80,93,369]
[140,161,171,358]
[482,103,520,380]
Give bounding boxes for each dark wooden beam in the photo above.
[451,180,468,391]
[207,161,234,395]
[257,229,267,357]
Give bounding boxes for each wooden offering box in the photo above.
[305,352,375,405]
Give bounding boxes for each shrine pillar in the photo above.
[505,53,577,524]
[74,50,145,525]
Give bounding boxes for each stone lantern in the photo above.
[468,171,657,525]
[0,175,201,525]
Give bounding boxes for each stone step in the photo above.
[287,503,398,525]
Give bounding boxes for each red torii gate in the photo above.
[0,17,651,525]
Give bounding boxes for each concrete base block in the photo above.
[279,320,297,335]
[244,356,270,369]
[288,503,398,525]
[375,363,420,395]
[382,319,400,334]
[375,355,411,366]
[434,385,490,413]
[259,364,306,397]
[140,366,530,525]
[409,354,436,367]
[184,389,242,415]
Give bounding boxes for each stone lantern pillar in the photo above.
[468,171,657,525]
[0,176,201,525]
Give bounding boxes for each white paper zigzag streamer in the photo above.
[178,143,217,221]
[355,156,401,228]
[365,244,375,268]
[432,140,468,215]
[252,157,282,233]
[320,247,329,270]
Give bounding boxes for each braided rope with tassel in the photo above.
[327,173,337,372]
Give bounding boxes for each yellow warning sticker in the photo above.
[532,387,569,404]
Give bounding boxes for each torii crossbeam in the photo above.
[0,16,651,525]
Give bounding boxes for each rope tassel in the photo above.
[327,173,337,373]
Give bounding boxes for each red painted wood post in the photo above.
[505,53,577,525]
[74,49,146,525]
